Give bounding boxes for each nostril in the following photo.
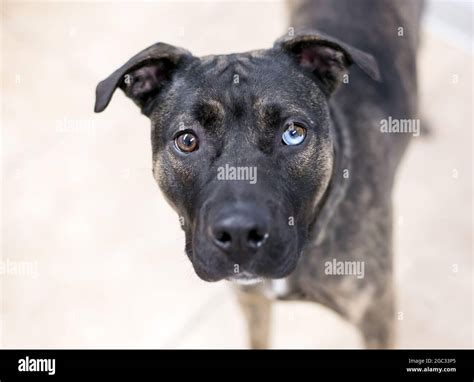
[216,230,232,244]
[247,228,268,248]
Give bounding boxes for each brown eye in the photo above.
[174,132,198,153]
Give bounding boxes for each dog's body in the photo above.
[95,0,423,348]
[245,0,424,349]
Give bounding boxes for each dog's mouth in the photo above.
[226,271,263,285]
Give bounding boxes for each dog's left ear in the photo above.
[274,30,381,95]
[94,42,194,115]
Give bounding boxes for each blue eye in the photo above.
[282,123,306,145]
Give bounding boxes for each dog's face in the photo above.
[151,51,335,283]
[95,31,379,283]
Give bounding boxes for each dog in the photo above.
[95,0,424,348]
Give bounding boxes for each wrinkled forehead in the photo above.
[156,50,326,129]
[194,51,324,103]
[198,51,268,81]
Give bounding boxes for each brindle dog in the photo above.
[95,0,424,348]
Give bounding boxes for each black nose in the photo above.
[210,206,269,256]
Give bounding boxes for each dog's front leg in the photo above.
[234,285,272,349]
[356,284,396,349]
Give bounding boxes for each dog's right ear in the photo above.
[94,43,194,115]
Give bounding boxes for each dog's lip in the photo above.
[226,271,264,285]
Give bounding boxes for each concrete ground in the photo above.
[1,1,472,348]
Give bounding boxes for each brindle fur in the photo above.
[95,0,423,349]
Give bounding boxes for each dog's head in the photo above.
[95,30,379,284]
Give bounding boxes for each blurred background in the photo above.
[1,0,472,348]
